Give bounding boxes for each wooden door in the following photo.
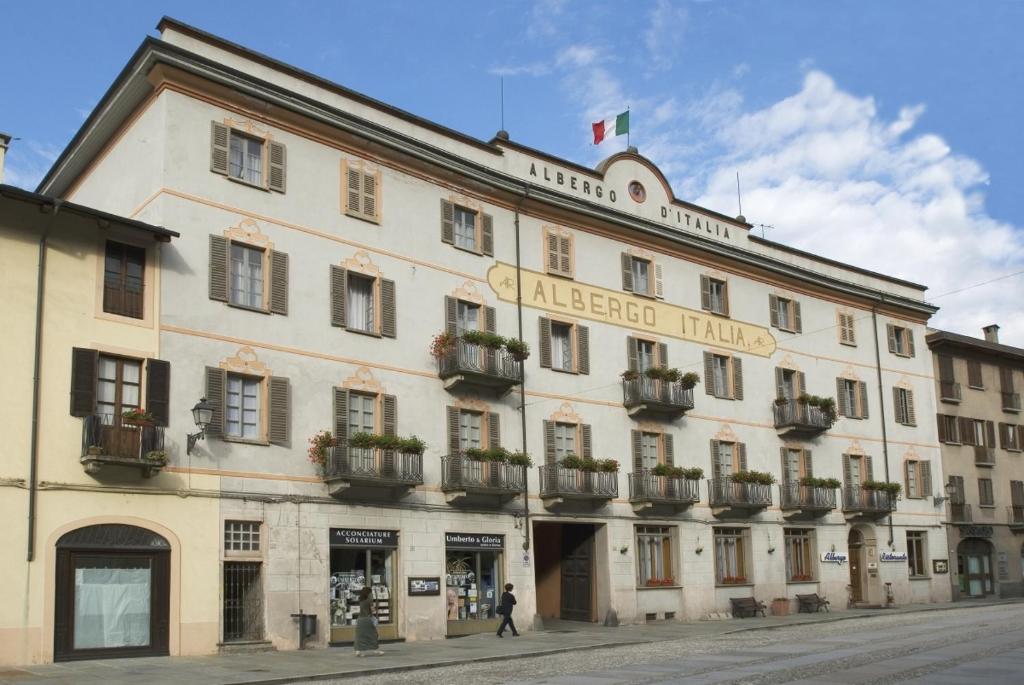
[560,525,593,621]
[848,529,863,603]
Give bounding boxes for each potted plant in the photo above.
[560,454,585,470]
[122,407,154,426]
[774,396,790,406]
[771,597,790,616]
[680,372,701,390]
[681,466,704,480]
[399,435,426,455]
[505,338,530,361]
[143,449,167,465]
[621,369,639,381]
[508,451,533,467]
[430,331,456,359]
[579,457,599,473]
[651,463,681,478]
[597,458,619,473]
[308,429,335,471]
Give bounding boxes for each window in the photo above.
[230,243,265,309]
[1000,423,1022,452]
[838,312,856,346]
[770,295,802,333]
[887,324,915,358]
[701,275,729,316]
[540,317,589,374]
[454,206,477,251]
[460,411,483,450]
[349,392,377,437]
[229,132,263,186]
[904,460,932,499]
[637,527,674,586]
[713,356,728,395]
[780,448,809,485]
[893,387,916,426]
[225,521,261,554]
[330,266,396,338]
[906,531,927,577]
[554,422,577,460]
[456,300,480,336]
[967,360,984,389]
[226,374,261,439]
[210,122,285,193]
[343,163,379,222]
[544,228,573,278]
[705,352,742,400]
[844,454,871,487]
[960,418,987,447]
[103,241,145,319]
[440,200,493,256]
[716,441,737,478]
[632,258,650,295]
[640,432,660,470]
[714,528,748,584]
[551,322,573,371]
[96,355,141,424]
[637,339,656,373]
[837,378,868,419]
[621,254,661,297]
[784,529,815,582]
[937,414,960,444]
[978,478,994,506]
[776,368,800,400]
[344,273,376,333]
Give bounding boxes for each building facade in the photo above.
[927,326,1024,599]
[5,17,955,664]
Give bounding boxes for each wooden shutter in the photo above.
[886,324,897,353]
[380,278,397,338]
[920,461,932,497]
[938,355,954,382]
[858,381,869,419]
[732,357,744,400]
[999,423,1009,449]
[481,213,494,256]
[145,359,171,427]
[330,265,347,328]
[775,368,786,400]
[654,263,664,299]
[70,347,98,417]
[441,199,455,244]
[904,460,915,497]
[893,387,905,424]
[362,173,377,218]
[797,371,806,397]
[792,301,802,333]
[347,168,362,214]
[710,439,721,480]
[333,388,350,470]
[865,455,874,481]
[951,475,964,501]
[269,250,289,315]
[720,281,730,316]
[906,390,916,426]
[268,376,290,445]
[487,412,500,448]
[937,413,948,442]
[382,394,397,474]
[842,454,852,487]
[657,342,668,369]
[577,325,590,375]
[779,447,790,483]
[836,378,848,417]
[704,352,715,396]
[447,407,461,455]
[484,306,496,333]
[803,449,813,478]
[769,295,779,328]
[632,431,643,472]
[1011,481,1024,506]
[204,366,226,437]
[581,424,592,459]
[663,433,674,467]
[444,296,458,336]
[627,337,639,372]
[546,231,559,273]
[621,253,633,292]
[543,420,556,465]
[906,329,915,357]
[559,235,572,275]
[209,235,229,302]
[986,420,996,447]
[210,121,229,175]
[700,275,711,311]
[958,417,973,446]
[967,360,983,388]
[737,443,748,471]
[539,317,552,368]
[267,141,286,193]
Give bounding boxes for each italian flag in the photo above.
[592,110,629,145]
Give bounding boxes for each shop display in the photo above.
[329,530,396,632]
[444,532,504,624]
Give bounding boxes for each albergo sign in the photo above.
[487,263,776,357]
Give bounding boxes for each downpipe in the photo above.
[871,304,894,548]
[513,185,531,552]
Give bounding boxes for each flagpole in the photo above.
[626,106,630,148]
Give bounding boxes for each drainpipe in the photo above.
[513,184,531,552]
[871,304,894,547]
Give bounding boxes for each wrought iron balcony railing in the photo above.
[708,478,772,510]
[622,377,694,417]
[842,485,896,516]
[779,482,837,513]
[326,445,423,485]
[949,502,972,523]
[441,456,526,494]
[437,339,522,391]
[974,446,996,467]
[628,472,700,506]
[772,399,833,434]
[539,464,618,500]
[81,414,165,477]
[1008,505,1024,528]
[1003,392,1022,412]
[939,381,962,403]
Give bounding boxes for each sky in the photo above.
[2,1,1022,345]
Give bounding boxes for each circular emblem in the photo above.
[628,181,646,203]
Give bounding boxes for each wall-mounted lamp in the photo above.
[186,397,214,455]
[695,537,703,555]
[766,533,775,554]
[932,481,958,506]
[619,545,629,555]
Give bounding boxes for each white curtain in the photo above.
[347,277,375,332]
[73,565,151,649]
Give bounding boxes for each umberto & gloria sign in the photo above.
[487,263,776,357]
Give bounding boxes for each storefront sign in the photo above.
[331,528,398,548]
[959,525,993,538]
[408,577,441,595]
[998,552,1009,580]
[445,532,505,550]
[487,263,776,357]
[820,551,848,564]
[880,551,908,562]
[932,559,948,574]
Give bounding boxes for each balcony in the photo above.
[1003,392,1022,413]
[842,486,896,521]
[974,446,996,467]
[949,502,972,523]
[437,339,522,396]
[939,381,962,403]
[1008,506,1024,532]
[628,472,700,514]
[80,415,165,478]
[441,456,525,506]
[539,464,617,511]
[772,399,833,437]
[325,446,422,500]
[708,478,772,517]
[622,377,694,420]
[779,483,837,518]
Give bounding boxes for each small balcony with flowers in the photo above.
[432,331,526,396]
[311,431,424,500]
[708,470,774,518]
[539,455,619,512]
[779,477,839,519]
[629,464,702,515]
[442,447,530,506]
[843,481,899,521]
[81,408,166,478]
[621,368,697,420]
[772,395,837,438]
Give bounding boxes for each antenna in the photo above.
[500,77,505,132]
[757,223,775,239]
[736,172,743,217]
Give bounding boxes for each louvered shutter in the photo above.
[886,324,897,353]
[487,412,500,448]
[797,371,806,397]
[921,461,932,496]
[627,337,639,372]
[710,439,721,480]
[145,359,171,427]
[347,168,362,214]
[382,394,397,474]
[362,173,377,218]
[268,376,290,445]
[839,313,850,344]
[577,325,590,375]
[539,317,552,368]
[779,446,790,483]
[858,381,869,419]
[70,347,99,417]
[1018,426,1024,450]
[837,378,848,417]
[967,360,983,388]
[380,279,397,338]
[210,122,230,175]
[481,213,494,256]
[543,420,556,465]
[893,387,905,424]
[269,250,289,315]
[447,407,461,456]
[484,306,496,333]
[737,443,748,471]
[632,431,643,472]
[803,449,813,478]
[1000,367,1014,392]
[904,460,914,497]
[1011,481,1024,506]
[559,235,571,275]
[937,413,948,442]
[958,417,972,445]
[865,455,874,481]
[842,454,852,488]
[938,355,954,381]
[663,433,674,467]
[581,424,592,459]
[732,357,743,400]
[906,329,915,357]
[700,275,711,311]
[333,388,350,473]
[769,295,779,328]
[792,301,802,333]
[204,366,226,437]
[441,199,455,244]
[657,342,668,369]
[654,263,664,298]
[999,423,1009,449]
[906,390,916,426]
[209,235,229,302]
[444,296,458,336]
[704,352,715,396]
[268,141,286,193]
[775,368,786,400]
[546,231,559,273]
[330,265,347,328]
[951,475,965,501]
[720,281,729,315]
[621,253,633,291]
[986,421,996,447]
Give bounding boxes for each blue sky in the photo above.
[2,1,1022,343]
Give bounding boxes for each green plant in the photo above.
[821,477,842,489]
[508,451,533,467]
[430,331,456,359]
[680,372,701,390]
[643,367,682,382]
[463,330,506,349]
[597,458,619,473]
[816,397,838,425]
[580,457,599,472]
[651,463,681,478]
[560,454,585,469]
[775,396,790,406]
[308,429,335,467]
[349,432,376,449]
[143,450,166,463]
[122,407,154,422]
[399,435,426,455]
[621,369,640,381]
[863,480,901,495]
[504,338,530,360]
[681,466,704,480]
[731,470,775,485]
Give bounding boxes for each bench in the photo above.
[795,593,830,613]
[729,597,766,618]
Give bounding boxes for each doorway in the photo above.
[957,538,994,597]
[848,528,864,603]
[533,522,596,622]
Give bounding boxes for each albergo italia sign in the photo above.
[487,263,777,357]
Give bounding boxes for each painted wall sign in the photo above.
[880,551,908,562]
[445,532,505,550]
[959,525,993,538]
[330,528,398,548]
[820,551,849,565]
[408,577,441,596]
[487,263,777,357]
[932,559,948,574]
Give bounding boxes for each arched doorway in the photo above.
[54,524,170,661]
[957,538,994,598]
[848,528,864,602]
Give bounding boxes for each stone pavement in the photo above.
[2,599,1018,685]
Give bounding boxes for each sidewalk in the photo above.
[4,599,1019,685]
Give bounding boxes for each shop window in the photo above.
[103,241,145,319]
[784,529,815,582]
[445,534,504,627]
[907,531,928,578]
[713,528,749,584]
[636,526,674,586]
[329,528,396,641]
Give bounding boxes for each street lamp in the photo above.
[186,397,214,455]
[933,480,958,506]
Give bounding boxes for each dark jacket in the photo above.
[499,591,516,615]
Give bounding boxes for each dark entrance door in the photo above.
[957,538,994,597]
[848,528,864,603]
[560,524,593,621]
[54,525,170,661]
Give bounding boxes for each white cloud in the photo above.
[644,0,689,73]
[527,0,568,39]
[556,44,600,68]
[489,62,552,77]
[732,63,750,79]
[2,139,59,190]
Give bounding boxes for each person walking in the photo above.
[354,586,383,656]
[496,583,519,637]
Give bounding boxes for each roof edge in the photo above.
[926,329,1024,362]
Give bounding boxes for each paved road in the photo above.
[320,604,1024,685]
